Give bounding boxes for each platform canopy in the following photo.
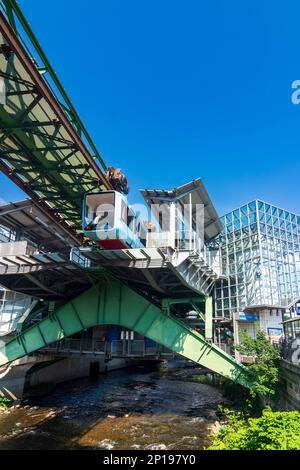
[0,199,80,252]
[0,198,98,299]
[140,178,223,240]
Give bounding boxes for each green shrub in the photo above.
[208,408,300,450]
[0,396,11,410]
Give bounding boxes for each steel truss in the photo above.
[0,279,252,388]
[0,1,111,237]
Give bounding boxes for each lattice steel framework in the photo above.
[0,1,111,237]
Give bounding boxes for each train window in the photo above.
[139,225,147,245]
[85,192,115,228]
[121,200,127,224]
[127,207,135,230]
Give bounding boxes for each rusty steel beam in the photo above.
[0,11,111,190]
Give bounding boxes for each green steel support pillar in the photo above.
[0,280,253,389]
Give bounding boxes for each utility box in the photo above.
[0,240,37,257]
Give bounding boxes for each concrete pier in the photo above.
[0,354,133,400]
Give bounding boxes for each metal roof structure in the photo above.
[140,178,223,240]
[0,3,112,239]
[0,200,99,299]
[81,245,219,299]
[0,199,80,251]
[0,254,93,300]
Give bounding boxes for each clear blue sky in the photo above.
[2,0,300,216]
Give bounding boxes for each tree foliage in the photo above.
[208,408,300,450]
[235,330,281,400]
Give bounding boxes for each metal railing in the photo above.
[43,338,175,358]
[281,339,300,364]
[215,342,234,356]
[147,230,223,276]
[70,248,92,269]
[44,338,106,355]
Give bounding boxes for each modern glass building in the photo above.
[214,200,300,319]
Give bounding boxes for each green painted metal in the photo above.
[16,300,54,332]
[0,2,110,232]
[0,106,93,209]
[0,280,253,389]
[2,0,17,34]
[15,299,39,332]
[0,0,107,171]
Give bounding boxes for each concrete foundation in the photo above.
[0,354,133,400]
[0,355,55,400]
[280,359,300,411]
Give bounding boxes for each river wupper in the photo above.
[0,361,226,450]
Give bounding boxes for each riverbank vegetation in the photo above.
[235,330,281,403]
[208,331,300,450]
[0,396,11,410]
[208,408,300,450]
[220,330,282,415]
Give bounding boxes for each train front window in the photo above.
[127,207,135,230]
[120,200,127,224]
[85,192,115,229]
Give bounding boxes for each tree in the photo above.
[235,330,281,401]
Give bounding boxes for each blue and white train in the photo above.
[82,190,147,249]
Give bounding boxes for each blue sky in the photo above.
[2,0,300,216]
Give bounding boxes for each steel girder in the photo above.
[1,0,107,170]
[0,280,253,388]
[0,5,111,235]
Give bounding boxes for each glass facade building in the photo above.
[214,200,300,319]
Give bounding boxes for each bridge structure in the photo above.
[0,0,253,391]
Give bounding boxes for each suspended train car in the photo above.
[83,191,147,249]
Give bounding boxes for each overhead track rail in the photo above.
[0,1,112,237]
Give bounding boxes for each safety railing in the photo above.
[43,338,175,358]
[70,248,92,269]
[147,230,222,273]
[281,339,300,364]
[177,231,223,277]
[215,342,234,356]
[44,338,107,355]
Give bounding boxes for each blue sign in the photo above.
[239,313,258,322]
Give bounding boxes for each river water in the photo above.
[0,361,226,450]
